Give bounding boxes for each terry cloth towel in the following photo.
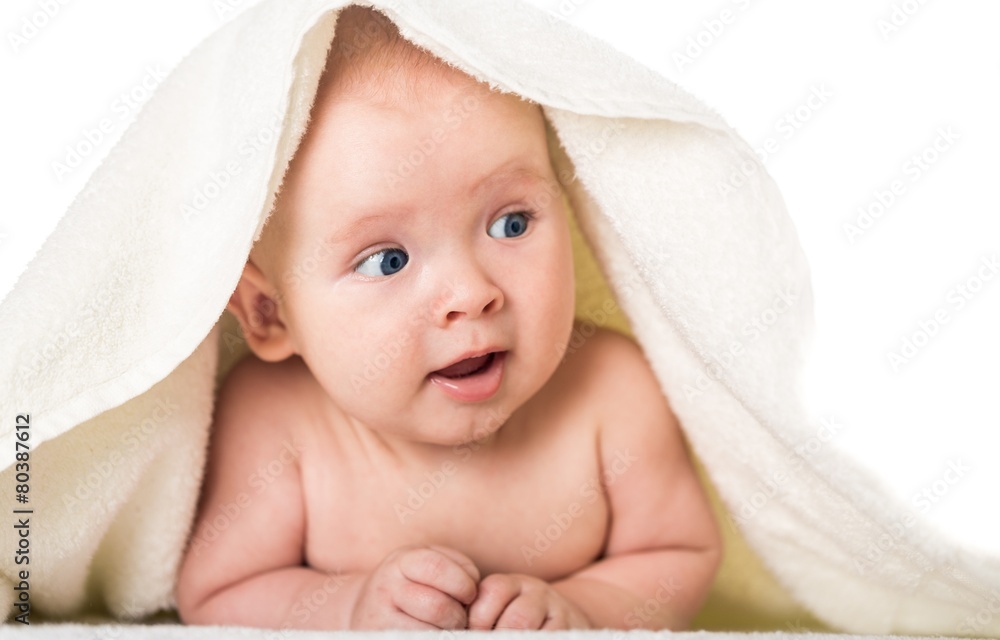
[1,0,998,634]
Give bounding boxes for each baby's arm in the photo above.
[175,357,478,630]
[175,357,354,629]
[550,330,722,629]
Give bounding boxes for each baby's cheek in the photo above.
[327,333,418,401]
[531,261,573,318]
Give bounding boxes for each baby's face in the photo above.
[265,71,576,448]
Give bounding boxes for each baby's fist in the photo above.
[468,573,592,630]
[350,545,480,630]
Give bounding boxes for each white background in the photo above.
[2,0,998,556]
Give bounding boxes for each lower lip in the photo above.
[428,351,507,402]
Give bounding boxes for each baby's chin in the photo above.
[328,397,513,451]
[400,411,510,450]
[387,429,498,454]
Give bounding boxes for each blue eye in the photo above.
[356,248,408,277]
[487,211,531,239]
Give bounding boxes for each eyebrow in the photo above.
[469,161,548,198]
[326,212,395,248]
[326,161,548,247]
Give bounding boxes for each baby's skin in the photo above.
[175,7,720,631]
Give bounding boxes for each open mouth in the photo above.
[432,352,498,379]
[428,351,507,402]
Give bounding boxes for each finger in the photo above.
[426,544,481,583]
[399,547,479,605]
[351,606,439,631]
[541,611,568,630]
[393,617,440,631]
[468,574,519,630]
[494,595,547,630]
[395,580,469,629]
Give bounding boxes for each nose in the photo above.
[431,253,504,326]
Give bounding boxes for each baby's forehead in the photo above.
[319,6,477,111]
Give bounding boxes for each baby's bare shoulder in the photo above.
[563,324,660,406]
[208,355,315,486]
[217,355,315,430]
[221,352,313,399]
[548,323,674,449]
[577,326,680,442]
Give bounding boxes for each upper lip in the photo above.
[431,347,506,374]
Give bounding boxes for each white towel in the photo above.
[1,0,997,634]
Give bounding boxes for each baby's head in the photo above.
[228,6,576,447]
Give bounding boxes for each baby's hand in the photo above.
[468,573,592,630]
[350,545,480,630]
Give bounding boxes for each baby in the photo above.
[175,6,720,631]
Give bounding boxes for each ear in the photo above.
[226,260,297,362]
